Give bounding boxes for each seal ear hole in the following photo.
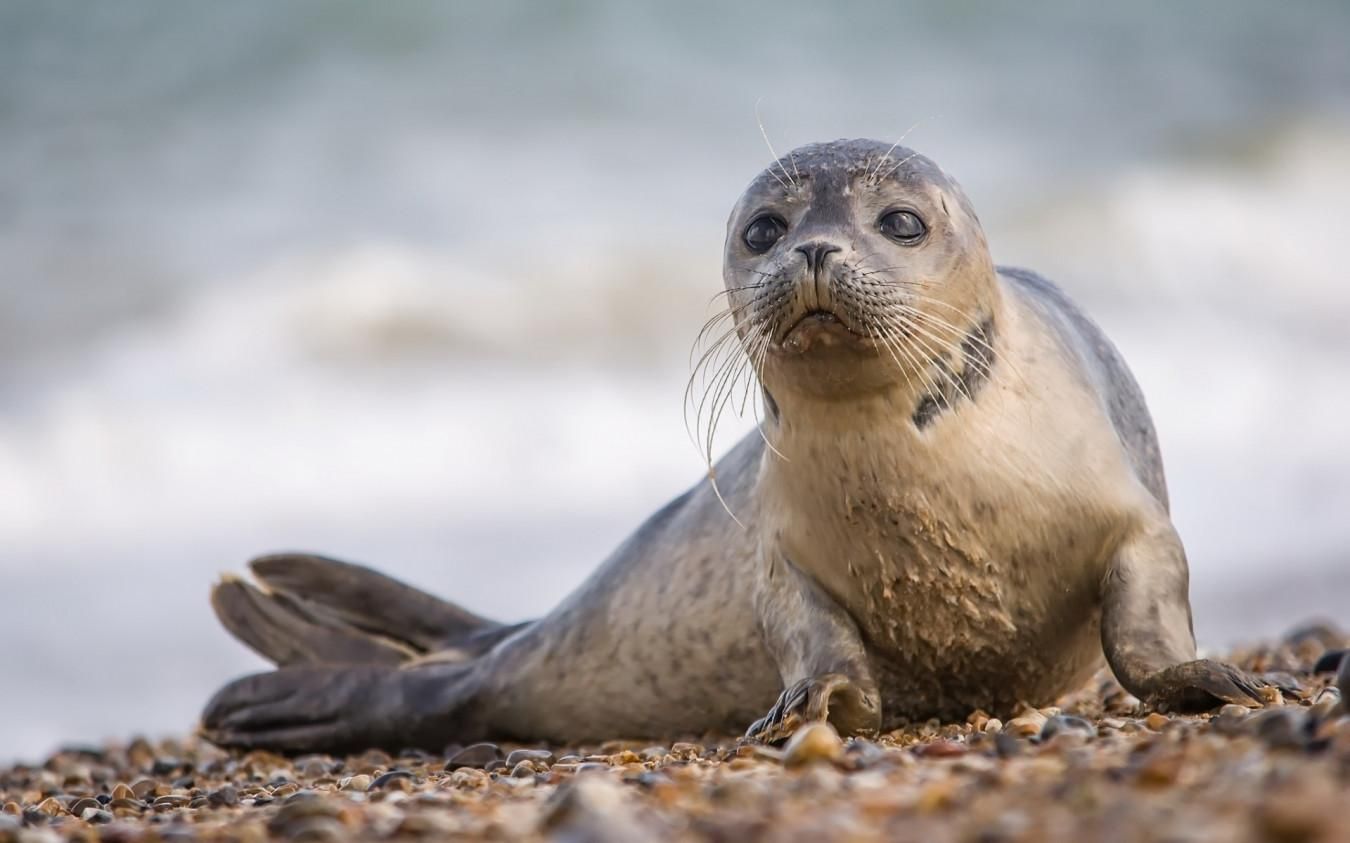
[744,214,788,253]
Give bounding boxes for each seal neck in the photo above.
[759,301,1002,446]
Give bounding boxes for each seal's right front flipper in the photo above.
[746,555,881,743]
[1101,520,1268,711]
[201,662,479,754]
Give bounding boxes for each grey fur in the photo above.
[202,140,1264,753]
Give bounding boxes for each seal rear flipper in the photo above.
[211,576,415,667]
[249,553,497,650]
[201,662,477,754]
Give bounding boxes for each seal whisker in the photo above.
[874,311,969,421]
[754,98,800,192]
[867,312,955,416]
[892,307,994,384]
[866,315,923,401]
[889,313,979,406]
[866,119,925,186]
[875,149,924,186]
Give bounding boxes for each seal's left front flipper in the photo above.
[1101,520,1267,712]
[201,662,479,754]
[745,554,881,743]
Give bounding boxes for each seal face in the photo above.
[200,140,1268,754]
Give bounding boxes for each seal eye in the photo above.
[743,215,787,253]
[879,210,926,244]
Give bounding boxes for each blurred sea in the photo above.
[2,1,1349,761]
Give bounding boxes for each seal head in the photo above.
[724,140,995,402]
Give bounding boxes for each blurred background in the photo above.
[2,1,1348,762]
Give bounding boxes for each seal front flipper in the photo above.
[1101,520,1267,712]
[745,554,881,744]
[201,662,481,754]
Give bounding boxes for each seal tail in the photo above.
[211,553,501,668]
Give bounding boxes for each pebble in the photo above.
[783,722,844,767]
[1039,714,1097,741]
[2,634,1349,842]
[369,770,416,791]
[68,797,101,816]
[915,740,967,758]
[1004,714,1045,737]
[1313,648,1347,674]
[444,742,502,770]
[338,774,372,792]
[1249,707,1309,750]
[504,748,554,767]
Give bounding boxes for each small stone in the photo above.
[505,748,554,768]
[1040,714,1097,741]
[69,797,102,817]
[983,718,1003,734]
[369,770,415,791]
[208,785,239,807]
[1312,686,1342,718]
[444,743,501,770]
[131,779,159,800]
[915,740,967,758]
[1004,714,1045,737]
[80,807,113,824]
[783,722,844,767]
[1249,707,1309,750]
[1212,704,1251,734]
[1144,712,1170,731]
[111,783,135,801]
[1313,648,1348,674]
[1135,747,1184,787]
[151,757,182,776]
[35,797,65,817]
[540,774,643,839]
[338,774,372,792]
[994,733,1022,758]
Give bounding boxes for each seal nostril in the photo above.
[794,242,842,277]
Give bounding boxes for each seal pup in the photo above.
[202,139,1265,753]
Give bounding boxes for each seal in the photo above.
[202,139,1267,753]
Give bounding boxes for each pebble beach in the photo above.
[3,628,1348,843]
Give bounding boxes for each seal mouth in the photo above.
[778,309,874,353]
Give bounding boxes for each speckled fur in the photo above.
[205,141,1247,753]
[452,141,1183,735]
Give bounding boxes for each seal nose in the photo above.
[795,242,842,278]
